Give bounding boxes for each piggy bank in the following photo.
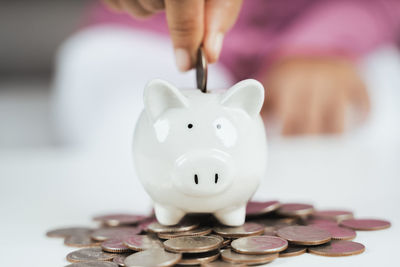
[132,79,267,226]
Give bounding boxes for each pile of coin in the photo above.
[46,201,391,267]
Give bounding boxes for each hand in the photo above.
[104,0,242,71]
[261,57,370,135]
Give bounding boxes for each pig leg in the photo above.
[154,203,185,225]
[214,205,246,226]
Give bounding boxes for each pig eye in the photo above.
[216,124,222,129]
[187,123,193,129]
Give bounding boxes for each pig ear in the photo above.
[144,79,189,121]
[220,79,265,117]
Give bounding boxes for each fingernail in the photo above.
[174,48,190,72]
[213,33,224,59]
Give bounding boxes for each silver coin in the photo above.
[196,46,208,93]
[312,210,353,222]
[158,226,212,239]
[113,254,132,267]
[178,250,220,265]
[220,249,278,265]
[101,238,131,253]
[231,236,288,254]
[246,201,281,216]
[46,227,92,238]
[94,214,148,227]
[279,245,307,257]
[124,248,181,267]
[91,227,141,241]
[201,260,246,266]
[276,226,331,246]
[163,236,223,253]
[277,203,314,217]
[147,220,199,234]
[66,247,116,263]
[213,223,264,238]
[64,234,100,248]
[123,234,163,251]
[65,261,118,267]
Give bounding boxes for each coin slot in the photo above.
[215,173,219,184]
[194,174,199,184]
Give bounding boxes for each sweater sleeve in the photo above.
[274,0,400,61]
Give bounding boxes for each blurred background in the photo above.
[0,1,399,266]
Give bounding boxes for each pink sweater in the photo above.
[86,0,400,81]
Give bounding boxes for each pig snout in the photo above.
[172,150,234,197]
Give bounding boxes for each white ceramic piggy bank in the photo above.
[133,79,267,226]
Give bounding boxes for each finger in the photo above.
[203,0,242,63]
[103,0,123,11]
[271,74,306,135]
[301,84,322,135]
[319,79,346,134]
[138,0,165,13]
[349,78,370,121]
[165,0,204,71]
[120,0,154,18]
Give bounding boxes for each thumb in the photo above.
[165,0,204,71]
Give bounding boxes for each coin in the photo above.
[213,223,264,238]
[113,254,132,267]
[201,260,246,266]
[124,248,181,267]
[312,210,353,222]
[163,236,223,253]
[123,234,163,251]
[306,218,338,226]
[65,261,119,267]
[312,224,356,240]
[220,249,278,265]
[279,245,307,257]
[147,220,199,234]
[66,247,117,263]
[46,227,92,238]
[277,203,314,217]
[178,250,220,265]
[308,240,365,257]
[94,214,148,227]
[158,226,212,239]
[91,227,141,241]
[101,238,131,253]
[277,226,331,245]
[231,236,288,254]
[137,218,157,232]
[246,201,280,216]
[64,234,100,248]
[340,219,391,231]
[196,46,207,93]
